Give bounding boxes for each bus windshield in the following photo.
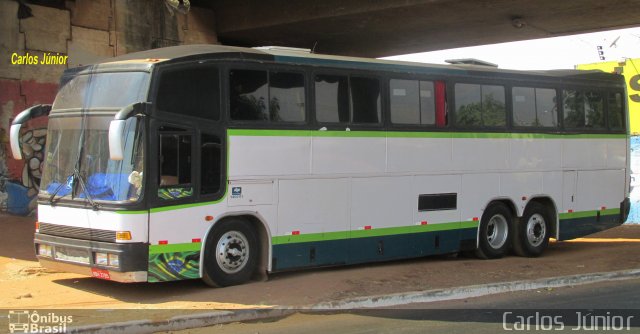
[53,71,149,110]
[40,116,145,203]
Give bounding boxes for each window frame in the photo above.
[451,80,508,131]
[511,85,560,131]
[153,62,222,122]
[388,76,443,128]
[313,69,384,130]
[560,86,609,133]
[152,123,196,205]
[607,90,626,133]
[227,64,309,126]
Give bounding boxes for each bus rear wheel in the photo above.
[202,218,258,287]
[476,203,513,259]
[513,202,550,257]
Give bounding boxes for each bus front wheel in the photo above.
[513,202,550,257]
[202,219,258,287]
[476,203,513,259]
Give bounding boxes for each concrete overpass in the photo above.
[201,0,640,57]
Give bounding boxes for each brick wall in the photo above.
[0,0,218,213]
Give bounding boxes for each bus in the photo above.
[9,45,630,287]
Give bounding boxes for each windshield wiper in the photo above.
[73,168,100,211]
[47,169,100,210]
[48,173,74,205]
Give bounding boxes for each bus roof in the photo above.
[89,44,620,83]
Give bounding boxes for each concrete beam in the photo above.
[210,0,640,57]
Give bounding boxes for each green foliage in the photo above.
[456,94,505,127]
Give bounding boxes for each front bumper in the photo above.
[34,233,149,283]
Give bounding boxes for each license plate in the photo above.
[91,268,111,280]
[54,246,90,264]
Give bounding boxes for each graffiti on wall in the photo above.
[18,128,47,195]
[0,127,9,211]
[0,126,47,215]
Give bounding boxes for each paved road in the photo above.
[177,279,640,334]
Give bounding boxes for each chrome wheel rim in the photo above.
[216,231,250,274]
[526,213,546,247]
[486,214,509,249]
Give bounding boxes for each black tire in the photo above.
[202,219,258,287]
[476,202,513,259]
[513,202,551,257]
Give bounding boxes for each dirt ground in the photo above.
[1,212,639,325]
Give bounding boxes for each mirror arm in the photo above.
[10,104,52,160]
[12,104,52,125]
[114,102,149,120]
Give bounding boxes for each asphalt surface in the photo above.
[173,279,640,334]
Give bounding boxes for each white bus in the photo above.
[10,45,630,287]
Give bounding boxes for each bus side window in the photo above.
[200,133,222,195]
[158,130,193,200]
[608,92,624,131]
[563,90,605,129]
[390,79,440,126]
[315,74,349,123]
[350,77,381,124]
[230,70,269,121]
[455,83,505,128]
[513,87,558,128]
[156,66,220,121]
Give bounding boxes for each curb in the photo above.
[69,268,640,333]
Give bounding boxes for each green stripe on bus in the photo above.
[559,208,620,220]
[272,221,478,245]
[228,129,626,140]
[149,198,226,213]
[115,210,149,215]
[149,242,202,254]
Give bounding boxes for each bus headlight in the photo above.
[108,253,120,267]
[37,244,52,257]
[95,252,108,266]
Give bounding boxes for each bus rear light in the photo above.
[159,240,168,244]
[192,238,201,243]
[364,225,372,230]
[472,217,479,221]
[35,221,40,232]
[37,244,52,257]
[421,221,428,225]
[291,231,300,235]
[116,231,132,240]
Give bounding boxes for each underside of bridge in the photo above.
[196,0,640,57]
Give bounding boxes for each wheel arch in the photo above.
[199,211,272,279]
[480,198,519,221]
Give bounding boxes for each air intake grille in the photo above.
[38,223,116,242]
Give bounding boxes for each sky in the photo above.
[384,27,640,71]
